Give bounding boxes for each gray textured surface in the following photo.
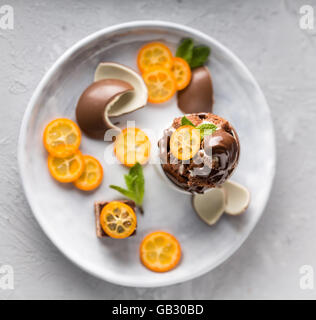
[1,0,316,299]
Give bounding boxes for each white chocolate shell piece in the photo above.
[94,62,148,117]
[192,187,226,226]
[222,180,250,215]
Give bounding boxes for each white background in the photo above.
[1,0,316,299]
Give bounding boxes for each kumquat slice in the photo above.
[74,155,103,191]
[142,67,177,104]
[100,201,137,239]
[140,231,181,272]
[137,42,173,73]
[43,118,81,157]
[171,57,192,90]
[170,125,201,160]
[114,127,151,167]
[47,150,84,183]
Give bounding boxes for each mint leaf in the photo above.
[177,38,211,69]
[124,174,137,191]
[110,162,145,208]
[109,185,136,201]
[180,117,216,139]
[190,45,211,68]
[129,163,144,205]
[181,116,195,127]
[197,123,217,131]
[176,38,194,64]
[197,123,217,139]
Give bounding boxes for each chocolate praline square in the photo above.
[94,200,136,238]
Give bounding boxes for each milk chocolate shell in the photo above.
[177,66,214,114]
[76,79,133,139]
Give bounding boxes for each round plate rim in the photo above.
[17,20,276,288]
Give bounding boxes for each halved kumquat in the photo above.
[114,127,151,167]
[140,231,181,272]
[100,201,137,239]
[48,150,84,183]
[74,155,103,191]
[172,57,192,90]
[137,42,173,73]
[142,67,177,103]
[43,118,81,157]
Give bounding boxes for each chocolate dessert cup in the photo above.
[158,113,240,194]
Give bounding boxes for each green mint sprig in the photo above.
[181,116,217,139]
[110,162,145,213]
[176,38,194,64]
[196,123,217,139]
[176,38,211,69]
[181,116,195,127]
[190,46,211,69]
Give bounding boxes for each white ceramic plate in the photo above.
[18,21,276,287]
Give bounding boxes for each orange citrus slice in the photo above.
[47,150,84,183]
[74,155,103,191]
[171,57,192,90]
[170,125,201,160]
[100,201,137,239]
[137,42,173,73]
[140,231,181,272]
[43,118,81,157]
[142,67,177,103]
[114,127,151,167]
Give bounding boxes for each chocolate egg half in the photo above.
[177,66,214,114]
[94,62,148,117]
[76,79,133,139]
